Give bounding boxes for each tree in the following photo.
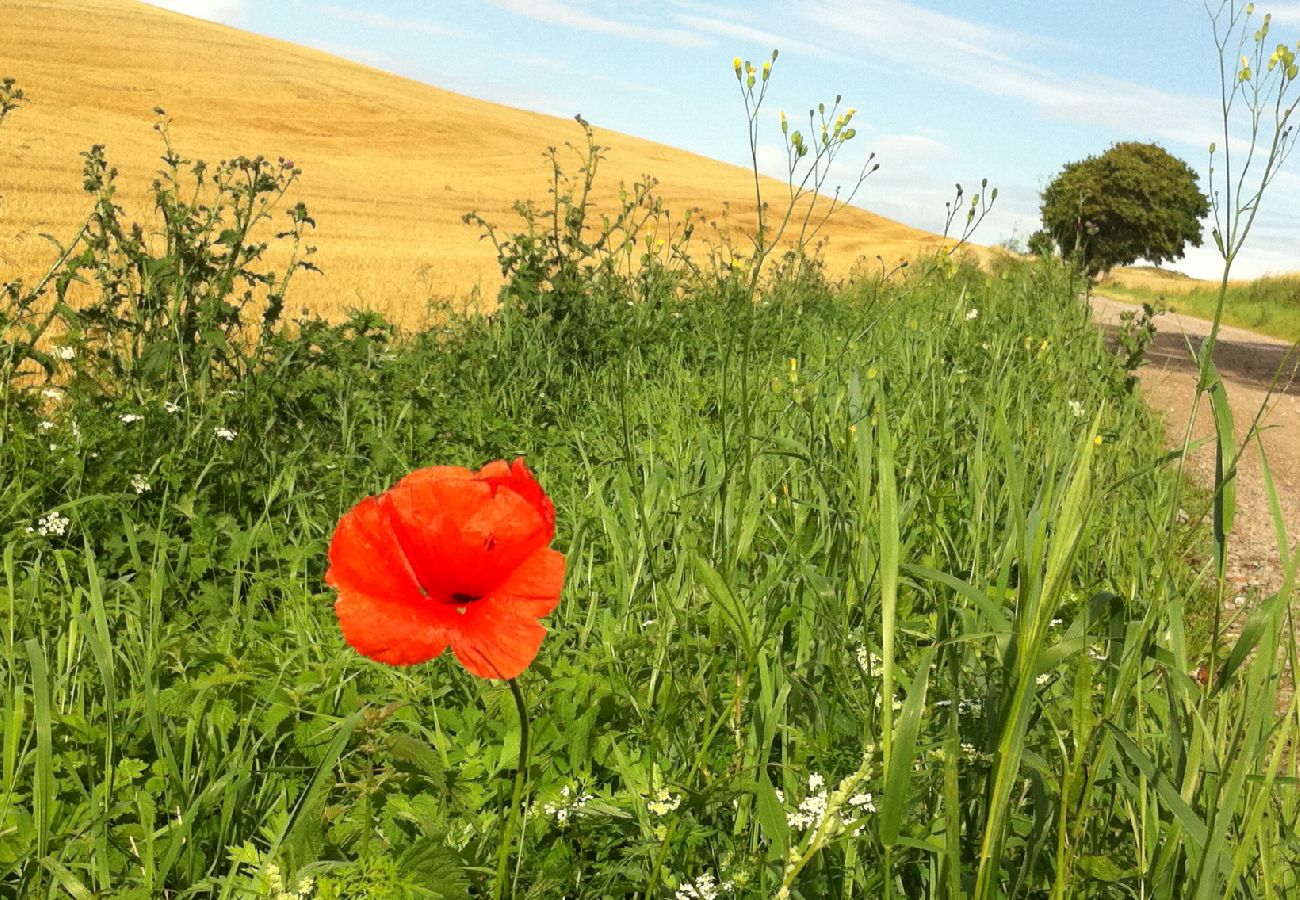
[1040,141,1209,275]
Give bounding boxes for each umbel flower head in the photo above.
[326,459,565,679]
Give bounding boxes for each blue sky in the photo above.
[148,0,1300,279]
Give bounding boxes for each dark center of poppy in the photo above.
[451,592,482,604]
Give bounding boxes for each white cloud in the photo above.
[145,0,246,22]
[1267,5,1300,25]
[317,5,458,38]
[671,13,842,61]
[484,0,713,49]
[792,0,1224,150]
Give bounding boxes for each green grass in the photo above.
[2,111,1298,898]
[1102,274,1300,343]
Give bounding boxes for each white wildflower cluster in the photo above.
[41,388,63,402]
[543,784,593,826]
[37,420,55,432]
[873,691,904,713]
[647,786,682,817]
[1035,673,1052,687]
[131,474,152,494]
[786,772,829,831]
[842,791,876,835]
[675,871,732,899]
[119,413,144,425]
[263,862,314,900]
[932,697,984,716]
[164,400,181,414]
[55,345,75,360]
[965,308,980,321]
[854,645,883,673]
[961,742,980,761]
[1050,617,1063,627]
[1067,399,1086,418]
[213,427,238,442]
[27,511,70,537]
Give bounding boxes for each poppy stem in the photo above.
[494,677,530,900]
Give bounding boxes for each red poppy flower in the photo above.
[326,459,565,679]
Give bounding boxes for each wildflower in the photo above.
[958,698,983,715]
[854,645,882,672]
[164,400,181,414]
[788,357,798,383]
[965,308,979,321]
[847,792,875,813]
[961,742,980,760]
[677,872,731,899]
[808,772,825,791]
[56,345,75,360]
[866,366,878,380]
[1050,617,1063,627]
[842,791,875,834]
[543,784,593,825]
[119,413,144,425]
[1035,673,1052,686]
[1067,399,1085,418]
[326,459,565,678]
[1093,435,1103,447]
[787,788,827,830]
[213,427,238,441]
[873,691,903,712]
[41,388,63,402]
[647,786,682,816]
[37,420,55,432]
[131,474,152,494]
[34,511,70,537]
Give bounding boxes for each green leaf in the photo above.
[881,644,938,846]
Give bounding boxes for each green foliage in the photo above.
[1041,142,1209,275]
[1101,272,1300,343]
[1026,229,1055,258]
[0,76,25,127]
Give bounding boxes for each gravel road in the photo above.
[1091,294,1300,601]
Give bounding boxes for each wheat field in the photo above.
[0,0,966,326]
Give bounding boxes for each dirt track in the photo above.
[1092,295,1300,600]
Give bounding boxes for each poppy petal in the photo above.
[386,475,549,598]
[491,547,565,618]
[480,459,555,537]
[325,496,425,606]
[449,605,547,680]
[335,592,451,665]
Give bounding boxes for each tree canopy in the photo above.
[1040,142,1209,275]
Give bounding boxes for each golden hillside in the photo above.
[1,0,958,325]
